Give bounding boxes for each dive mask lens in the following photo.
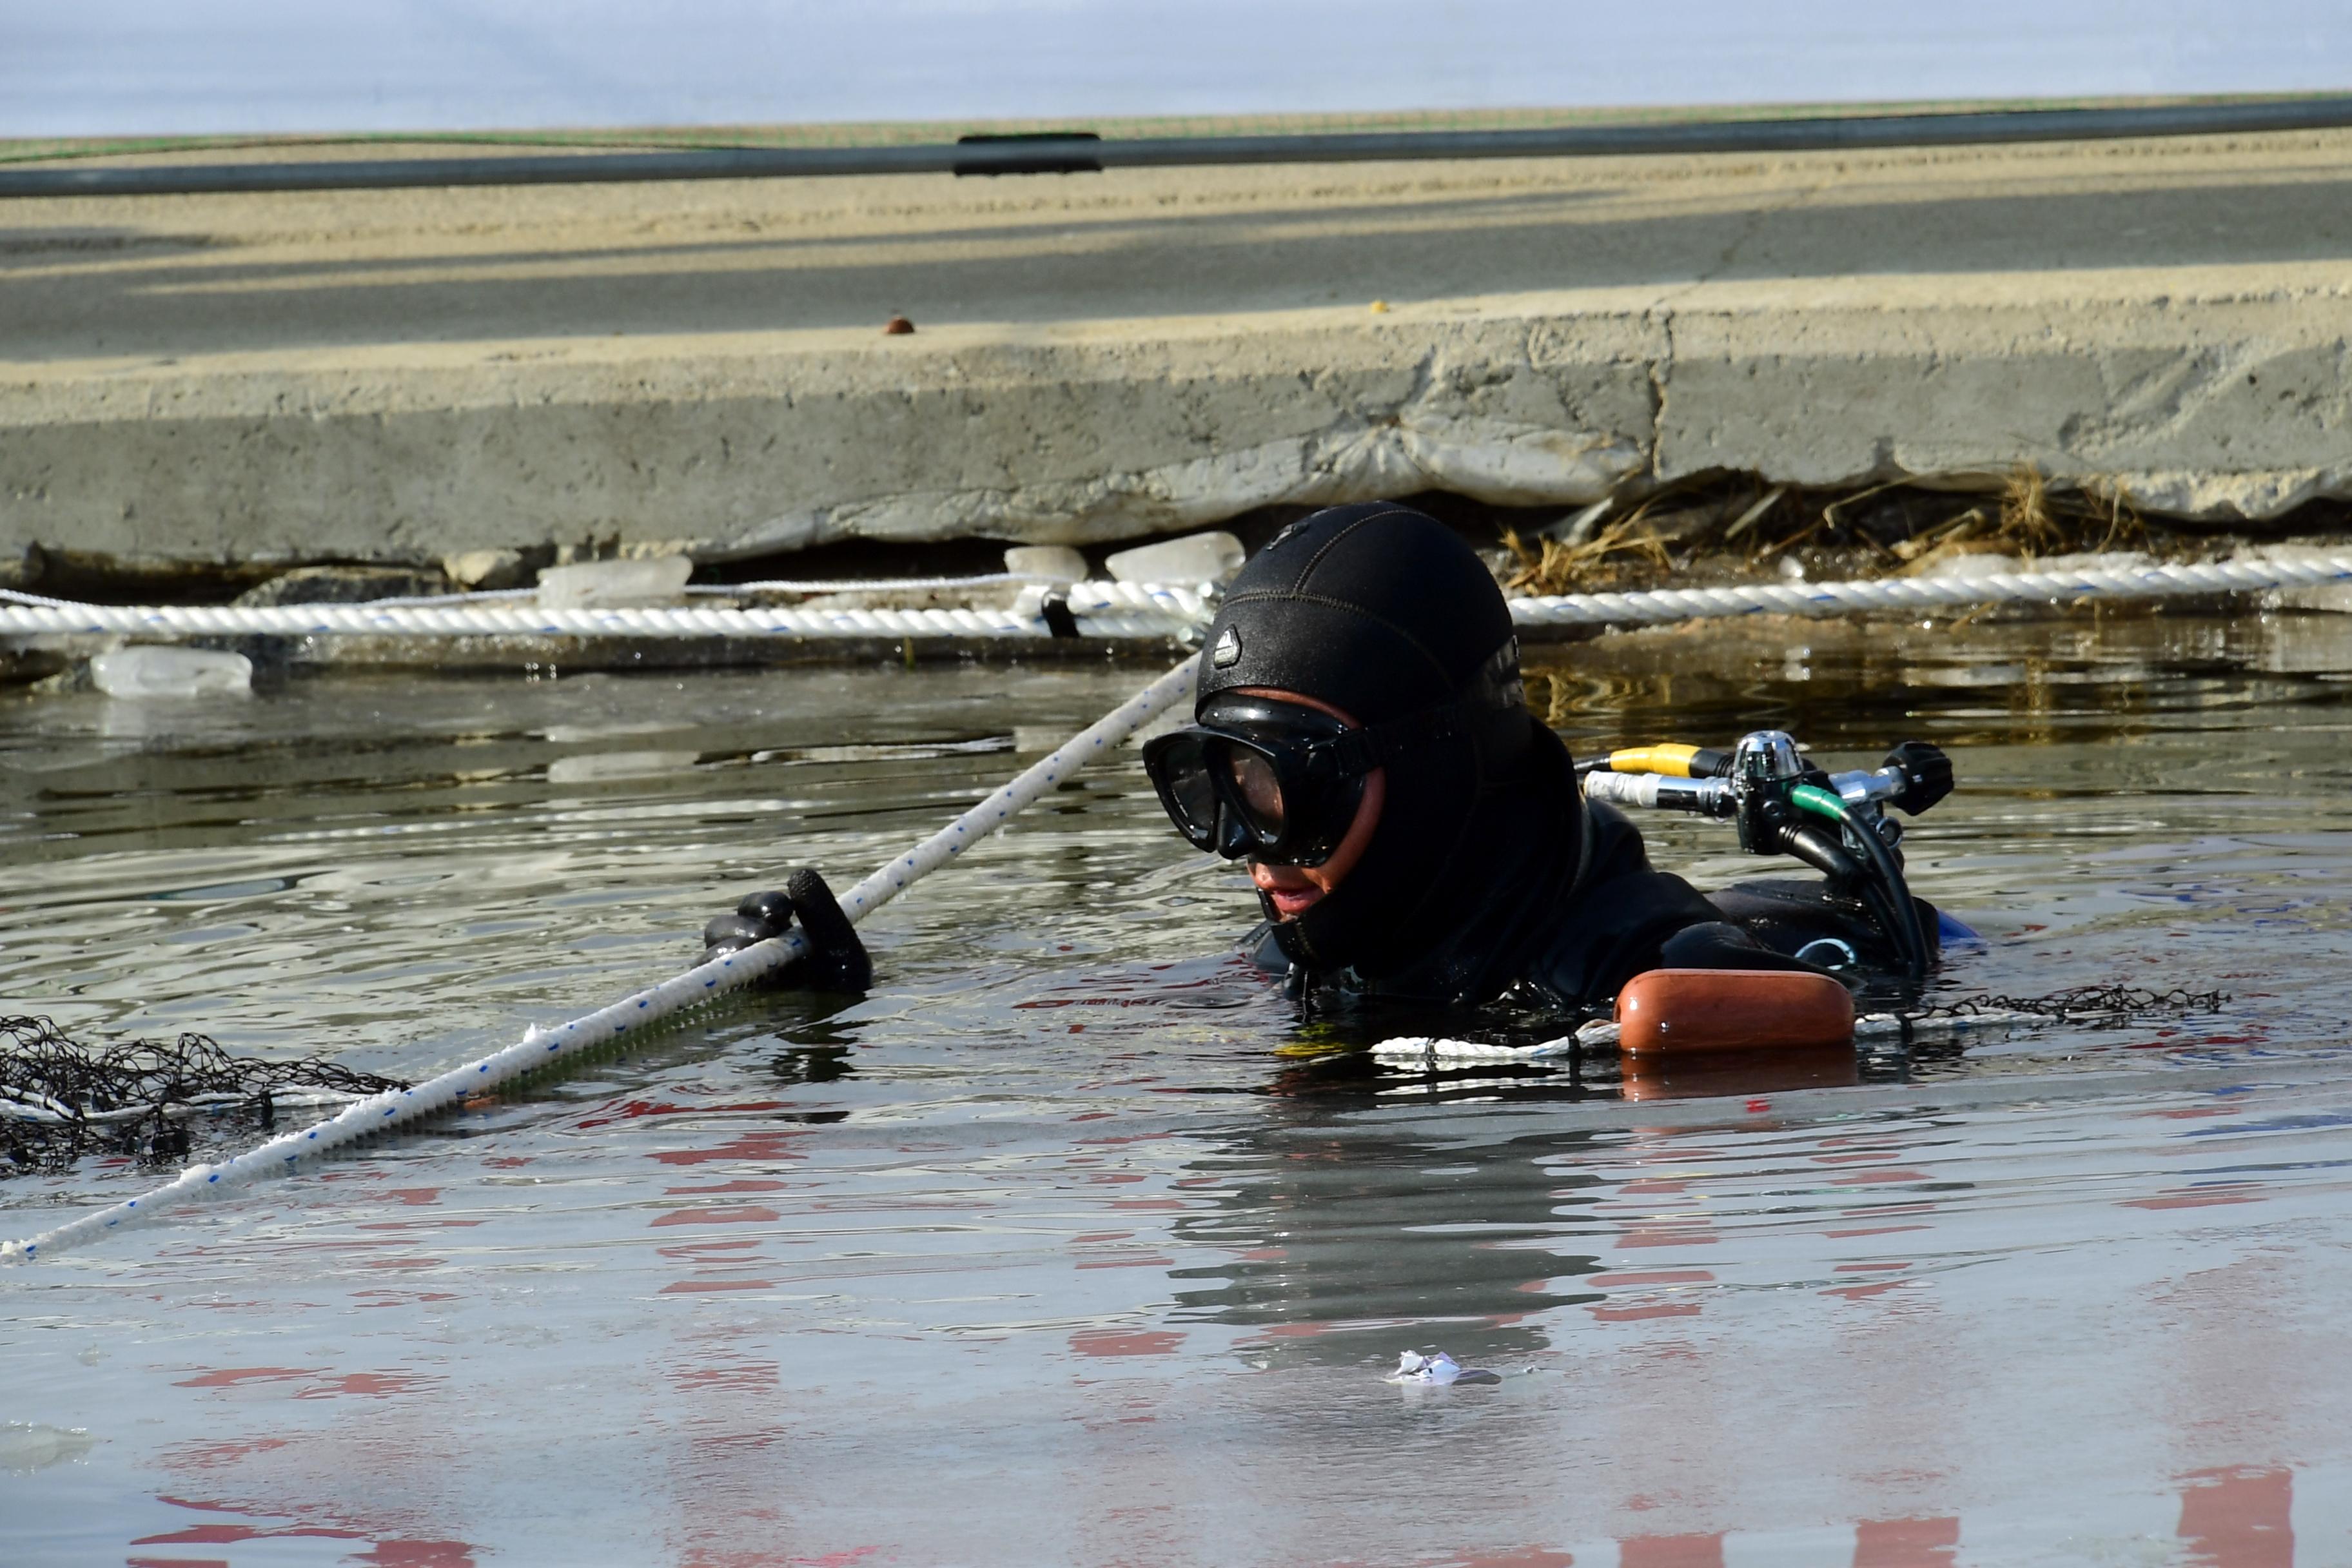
[1144,697,1366,866]
[1223,747,1286,835]
[1143,732,1221,850]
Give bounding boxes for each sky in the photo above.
[5,0,2349,137]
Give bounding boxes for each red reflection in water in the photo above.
[1854,1516,1959,1567]
[293,1372,438,1399]
[651,1206,783,1228]
[2125,1183,2264,1211]
[173,1367,318,1389]
[1619,1532,1724,1567]
[651,1131,810,1167]
[1069,1329,1186,1357]
[1589,1302,1700,1322]
[662,1279,775,1294]
[133,1524,363,1545]
[2179,1466,2293,1567]
[161,1437,291,1472]
[139,1484,480,1567]
[349,1542,478,1567]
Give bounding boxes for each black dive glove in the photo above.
[698,868,873,992]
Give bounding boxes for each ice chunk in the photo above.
[536,556,693,609]
[1385,1349,1502,1387]
[90,646,252,698]
[1004,545,1088,583]
[0,1423,95,1471]
[1105,531,1245,586]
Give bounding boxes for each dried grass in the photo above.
[1497,467,2150,596]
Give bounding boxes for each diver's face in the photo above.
[1233,688,1386,920]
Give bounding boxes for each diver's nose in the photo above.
[1213,803,1255,859]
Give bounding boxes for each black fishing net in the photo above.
[1909,986,2229,1024]
[0,1015,410,1175]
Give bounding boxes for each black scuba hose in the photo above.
[1790,785,1929,981]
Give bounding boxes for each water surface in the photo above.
[6,609,2352,1564]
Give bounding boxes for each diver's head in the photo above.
[1142,502,1533,974]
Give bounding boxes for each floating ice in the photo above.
[1003,545,1088,583]
[0,1422,94,1471]
[1386,1349,1501,1387]
[1106,531,1245,587]
[536,556,693,609]
[89,645,252,698]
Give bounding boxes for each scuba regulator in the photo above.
[1579,733,1954,980]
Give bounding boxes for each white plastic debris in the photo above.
[535,556,694,609]
[88,645,251,698]
[1386,1350,1502,1387]
[1105,531,1246,586]
[1003,545,1089,583]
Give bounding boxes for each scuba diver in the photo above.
[1137,501,1952,1012]
[700,500,1951,1012]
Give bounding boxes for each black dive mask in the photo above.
[1143,694,1493,867]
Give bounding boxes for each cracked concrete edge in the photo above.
[5,284,2350,573]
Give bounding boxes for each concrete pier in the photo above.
[5,128,2351,577]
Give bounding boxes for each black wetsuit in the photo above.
[1246,718,1934,1011]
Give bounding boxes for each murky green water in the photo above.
[6,609,2352,1565]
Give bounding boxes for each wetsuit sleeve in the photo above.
[1655,920,1828,975]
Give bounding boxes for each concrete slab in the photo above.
[5,129,2351,572]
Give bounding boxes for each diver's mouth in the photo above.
[1263,884,1325,920]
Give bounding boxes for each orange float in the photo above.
[1614,968,1856,1057]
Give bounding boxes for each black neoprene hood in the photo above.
[1196,502,1520,725]
[1191,502,1544,979]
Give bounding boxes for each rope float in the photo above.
[0,659,1200,1262]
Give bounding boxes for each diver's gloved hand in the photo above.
[696,870,872,992]
[780,868,872,992]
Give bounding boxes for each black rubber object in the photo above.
[785,868,874,993]
[736,889,798,928]
[1881,741,1955,816]
[703,911,779,947]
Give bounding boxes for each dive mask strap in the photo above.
[1326,692,1521,776]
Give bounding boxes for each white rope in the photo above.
[1507,553,2352,627]
[7,553,2347,644]
[1,657,1200,1262]
[690,573,1054,595]
[1368,1009,2040,1064]
[0,581,1211,640]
